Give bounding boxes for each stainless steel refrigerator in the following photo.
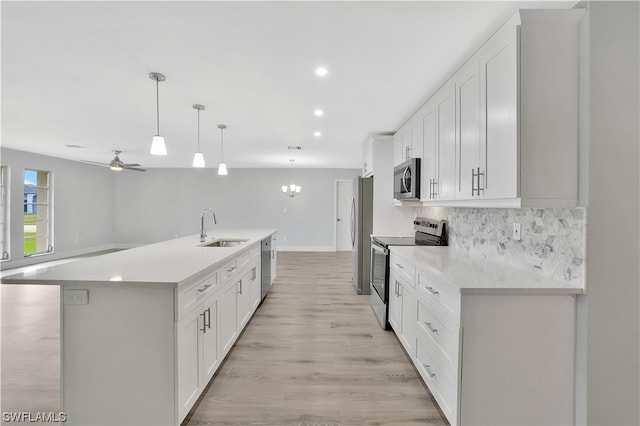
[351,176,373,295]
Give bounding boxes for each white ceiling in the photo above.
[1,1,576,169]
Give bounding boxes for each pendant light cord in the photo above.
[197,109,201,151]
[220,127,224,161]
[156,79,160,135]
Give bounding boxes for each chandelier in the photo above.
[282,159,301,197]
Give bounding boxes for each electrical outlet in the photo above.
[513,223,521,241]
[64,289,89,305]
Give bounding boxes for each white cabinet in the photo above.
[219,277,238,355]
[237,269,252,329]
[176,277,219,421]
[455,59,482,200]
[393,114,423,167]
[388,253,417,358]
[436,82,457,201]
[249,265,261,310]
[388,249,576,426]
[413,9,582,208]
[270,235,277,283]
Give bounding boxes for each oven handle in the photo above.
[371,241,389,256]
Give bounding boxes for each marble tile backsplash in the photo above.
[420,207,586,284]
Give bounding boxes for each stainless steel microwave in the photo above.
[393,158,421,200]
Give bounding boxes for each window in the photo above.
[0,166,8,260]
[24,169,53,257]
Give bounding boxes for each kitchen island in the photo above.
[2,229,277,425]
[388,245,582,425]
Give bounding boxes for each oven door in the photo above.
[370,241,389,302]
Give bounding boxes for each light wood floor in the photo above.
[1,252,447,425]
[185,252,447,425]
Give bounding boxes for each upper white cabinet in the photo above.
[399,9,583,208]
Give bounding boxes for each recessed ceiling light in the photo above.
[65,144,87,149]
[288,146,302,150]
[314,109,324,117]
[313,131,321,137]
[315,66,328,77]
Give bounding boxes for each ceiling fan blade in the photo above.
[121,163,141,167]
[81,160,109,167]
[124,167,146,172]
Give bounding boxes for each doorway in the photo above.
[335,180,353,251]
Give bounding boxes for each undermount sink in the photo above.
[200,239,248,248]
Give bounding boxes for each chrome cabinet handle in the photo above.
[426,286,439,296]
[424,364,436,378]
[205,307,211,329]
[227,265,237,273]
[425,322,438,333]
[395,263,404,269]
[237,280,242,294]
[252,267,257,281]
[200,312,207,333]
[197,283,211,293]
[472,167,485,196]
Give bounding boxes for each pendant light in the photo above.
[149,72,167,156]
[192,104,205,168]
[282,159,301,197]
[217,124,228,175]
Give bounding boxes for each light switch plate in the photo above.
[64,289,89,305]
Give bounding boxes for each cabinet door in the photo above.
[177,308,202,421]
[400,283,416,359]
[270,237,277,282]
[201,299,219,383]
[393,132,404,166]
[421,99,438,201]
[437,82,457,200]
[219,283,238,355]
[249,265,261,310]
[237,271,252,329]
[408,115,423,160]
[480,25,518,199]
[388,272,402,332]
[456,60,482,200]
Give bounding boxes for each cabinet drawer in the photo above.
[177,270,219,320]
[416,340,459,425]
[390,252,415,285]
[416,297,460,373]
[416,267,460,324]
[236,250,252,271]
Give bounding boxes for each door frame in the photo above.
[334,179,353,252]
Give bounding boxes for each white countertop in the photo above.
[390,246,584,295]
[1,229,276,287]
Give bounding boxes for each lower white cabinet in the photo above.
[389,249,577,426]
[177,292,219,421]
[388,261,416,358]
[177,242,265,423]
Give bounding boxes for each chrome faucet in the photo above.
[200,209,217,242]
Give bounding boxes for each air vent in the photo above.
[287,146,302,150]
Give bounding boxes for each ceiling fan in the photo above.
[82,150,146,172]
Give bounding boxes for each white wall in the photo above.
[0,148,115,268]
[112,167,360,250]
[584,2,639,424]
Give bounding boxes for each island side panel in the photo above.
[459,294,575,425]
[61,284,176,425]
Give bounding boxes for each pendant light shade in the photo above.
[149,72,167,156]
[192,104,205,168]
[151,135,167,156]
[217,124,228,175]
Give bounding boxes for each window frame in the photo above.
[23,168,54,257]
[0,166,9,261]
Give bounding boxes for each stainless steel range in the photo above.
[370,218,447,329]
